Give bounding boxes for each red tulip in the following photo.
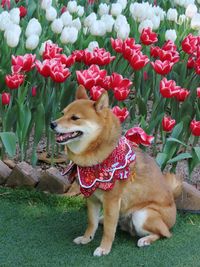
[182,34,197,55]
[61,6,67,14]
[72,50,85,62]
[140,27,158,46]
[122,38,142,59]
[160,77,179,98]
[150,46,161,58]
[113,87,130,101]
[31,86,37,97]
[35,59,52,77]
[90,86,106,101]
[11,54,36,73]
[88,0,95,4]
[19,6,27,18]
[76,65,107,90]
[110,73,132,90]
[195,57,200,75]
[111,38,123,53]
[197,87,200,98]
[187,56,196,69]
[1,92,10,105]
[129,50,149,71]
[174,88,190,102]
[98,75,111,90]
[60,54,75,67]
[190,120,200,136]
[42,43,63,60]
[162,116,176,132]
[5,73,24,89]
[158,50,180,64]
[162,40,177,52]
[151,60,174,75]
[112,106,129,123]
[50,61,71,83]
[83,48,115,66]
[1,0,10,9]
[125,127,154,146]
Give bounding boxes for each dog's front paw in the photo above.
[137,236,151,247]
[73,236,92,245]
[93,247,110,257]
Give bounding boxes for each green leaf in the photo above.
[167,153,192,164]
[137,97,147,118]
[0,132,16,157]
[156,153,168,169]
[166,137,188,148]
[188,147,200,175]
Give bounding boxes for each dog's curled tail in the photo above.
[164,173,183,198]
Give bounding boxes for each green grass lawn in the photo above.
[0,187,200,267]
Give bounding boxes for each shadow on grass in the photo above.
[0,187,200,267]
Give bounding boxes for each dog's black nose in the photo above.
[50,121,57,130]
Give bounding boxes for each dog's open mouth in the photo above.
[56,131,83,143]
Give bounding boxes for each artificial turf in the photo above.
[0,187,200,267]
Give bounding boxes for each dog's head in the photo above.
[50,85,112,154]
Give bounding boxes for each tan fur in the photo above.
[54,86,182,256]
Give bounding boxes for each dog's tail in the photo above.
[164,173,183,198]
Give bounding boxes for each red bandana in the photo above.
[77,136,136,197]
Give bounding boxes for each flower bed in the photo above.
[0,0,199,177]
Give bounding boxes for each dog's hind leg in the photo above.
[73,197,101,245]
[132,208,172,248]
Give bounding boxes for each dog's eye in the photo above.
[71,115,80,121]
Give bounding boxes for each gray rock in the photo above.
[0,160,12,185]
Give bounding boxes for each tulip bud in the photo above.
[167,8,178,22]
[41,0,52,10]
[87,41,99,52]
[0,11,11,31]
[19,6,27,18]
[1,92,10,105]
[90,20,106,37]
[46,6,57,21]
[197,88,200,98]
[190,120,200,136]
[84,13,97,28]
[26,34,39,50]
[61,6,67,14]
[162,116,176,132]
[191,13,200,30]
[101,15,115,33]
[185,4,197,18]
[31,86,37,97]
[98,3,109,16]
[61,11,72,26]
[72,18,81,31]
[25,18,42,37]
[111,3,123,17]
[6,31,20,47]
[9,8,20,24]
[77,6,84,17]
[138,19,153,33]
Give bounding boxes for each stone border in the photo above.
[0,160,200,211]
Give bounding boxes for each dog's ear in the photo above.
[94,92,109,112]
[76,85,89,100]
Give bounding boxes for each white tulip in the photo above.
[111,3,123,17]
[98,3,109,16]
[101,14,115,33]
[153,6,166,21]
[41,0,52,10]
[90,20,106,36]
[46,6,57,21]
[25,18,42,37]
[117,23,130,40]
[61,11,72,26]
[138,19,153,33]
[165,29,177,42]
[178,14,187,24]
[72,18,81,31]
[130,2,151,22]
[184,0,195,8]
[67,1,78,13]
[6,31,20,47]
[114,14,128,31]
[0,11,11,31]
[191,13,200,30]
[84,13,97,28]
[60,26,78,44]
[197,0,200,3]
[174,0,186,6]
[26,35,39,50]
[151,15,160,30]
[51,18,63,34]
[77,5,84,17]
[9,8,20,25]
[87,41,99,52]
[4,24,21,39]
[167,8,178,22]
[185,4,197,18]
[39,40,53,55]
[117,0,127,10]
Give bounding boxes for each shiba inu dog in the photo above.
[51,85,182,257]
